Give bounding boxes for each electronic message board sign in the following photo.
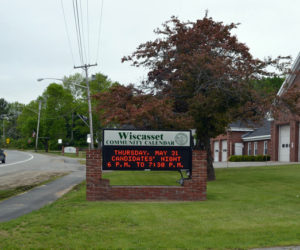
[102,130,192,171]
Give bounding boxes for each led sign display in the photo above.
[102,130,192,171]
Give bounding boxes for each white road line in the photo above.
[0,152,34,167]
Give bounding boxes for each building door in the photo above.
[234,143,243,155]
[222,140,227,161]
[279,125,290,162]
[213,141,219,162]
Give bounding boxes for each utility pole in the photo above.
[74,63,97,149]
[71,112,74,143]
[1,115,7,147]
[2,119,5,146]
[35,100,42,152]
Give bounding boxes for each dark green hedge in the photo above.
[229,155,270,162]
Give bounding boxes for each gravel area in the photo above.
[0,171,69,190]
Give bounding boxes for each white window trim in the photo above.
[254,142,258,156]
[264,141,268,155]
[248,142,252,155]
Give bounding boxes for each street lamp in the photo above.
[37,78,63,82]
[37,77,95,149]
[37,78,87,89]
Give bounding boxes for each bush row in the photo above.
[229,155,270,162]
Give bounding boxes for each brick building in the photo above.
[211,122,253,162]
[270,52,300,162]
[211,52,300,163]
[211,120,271,162]
[242,119,271,157]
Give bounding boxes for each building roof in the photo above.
[242,119,271,141]
[228,121,255,132]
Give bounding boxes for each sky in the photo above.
[0,0,299,104]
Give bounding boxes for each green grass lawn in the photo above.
[0,165,300,249]
[104,170,187,186]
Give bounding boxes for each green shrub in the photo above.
[228,155,239,162]
[229,155,270,162]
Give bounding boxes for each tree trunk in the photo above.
[43,139,49,153]
[203,136,216,181]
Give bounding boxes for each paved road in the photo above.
[0,150,85,222]
[0,149,32,166]
[0,150,84,174]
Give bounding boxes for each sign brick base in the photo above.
[86,150,207,201]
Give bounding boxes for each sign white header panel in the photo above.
[104,130,191,147]
[64,146,77,154]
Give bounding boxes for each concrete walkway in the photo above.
[214,161,300,168]
[252,246,300,250]
[0,170,85,222]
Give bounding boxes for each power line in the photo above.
[76,0,85,65]
[96,0,104,64]
[72,0,81,64]
[61,1,101,67]
[72,0,84,65]
[60,0,75,66]
[79,0,88,64]
[86,0,90,64]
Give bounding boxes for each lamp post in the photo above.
[38,77,95,149]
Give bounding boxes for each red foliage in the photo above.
[93,84,193,130]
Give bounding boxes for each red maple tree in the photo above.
[95,15,290,180]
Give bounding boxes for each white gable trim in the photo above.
[242,135,271,142]
[229,127,254,132]
[277,52,300,96]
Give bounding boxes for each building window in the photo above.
[264,141,268,155]
[248,142,252,155]
[254,142,258,156]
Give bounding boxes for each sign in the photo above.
[87,134,91,143]
[104,130,190,147]
[64,146,77,154]
[102,130,192,171]
[58,139,62,144]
